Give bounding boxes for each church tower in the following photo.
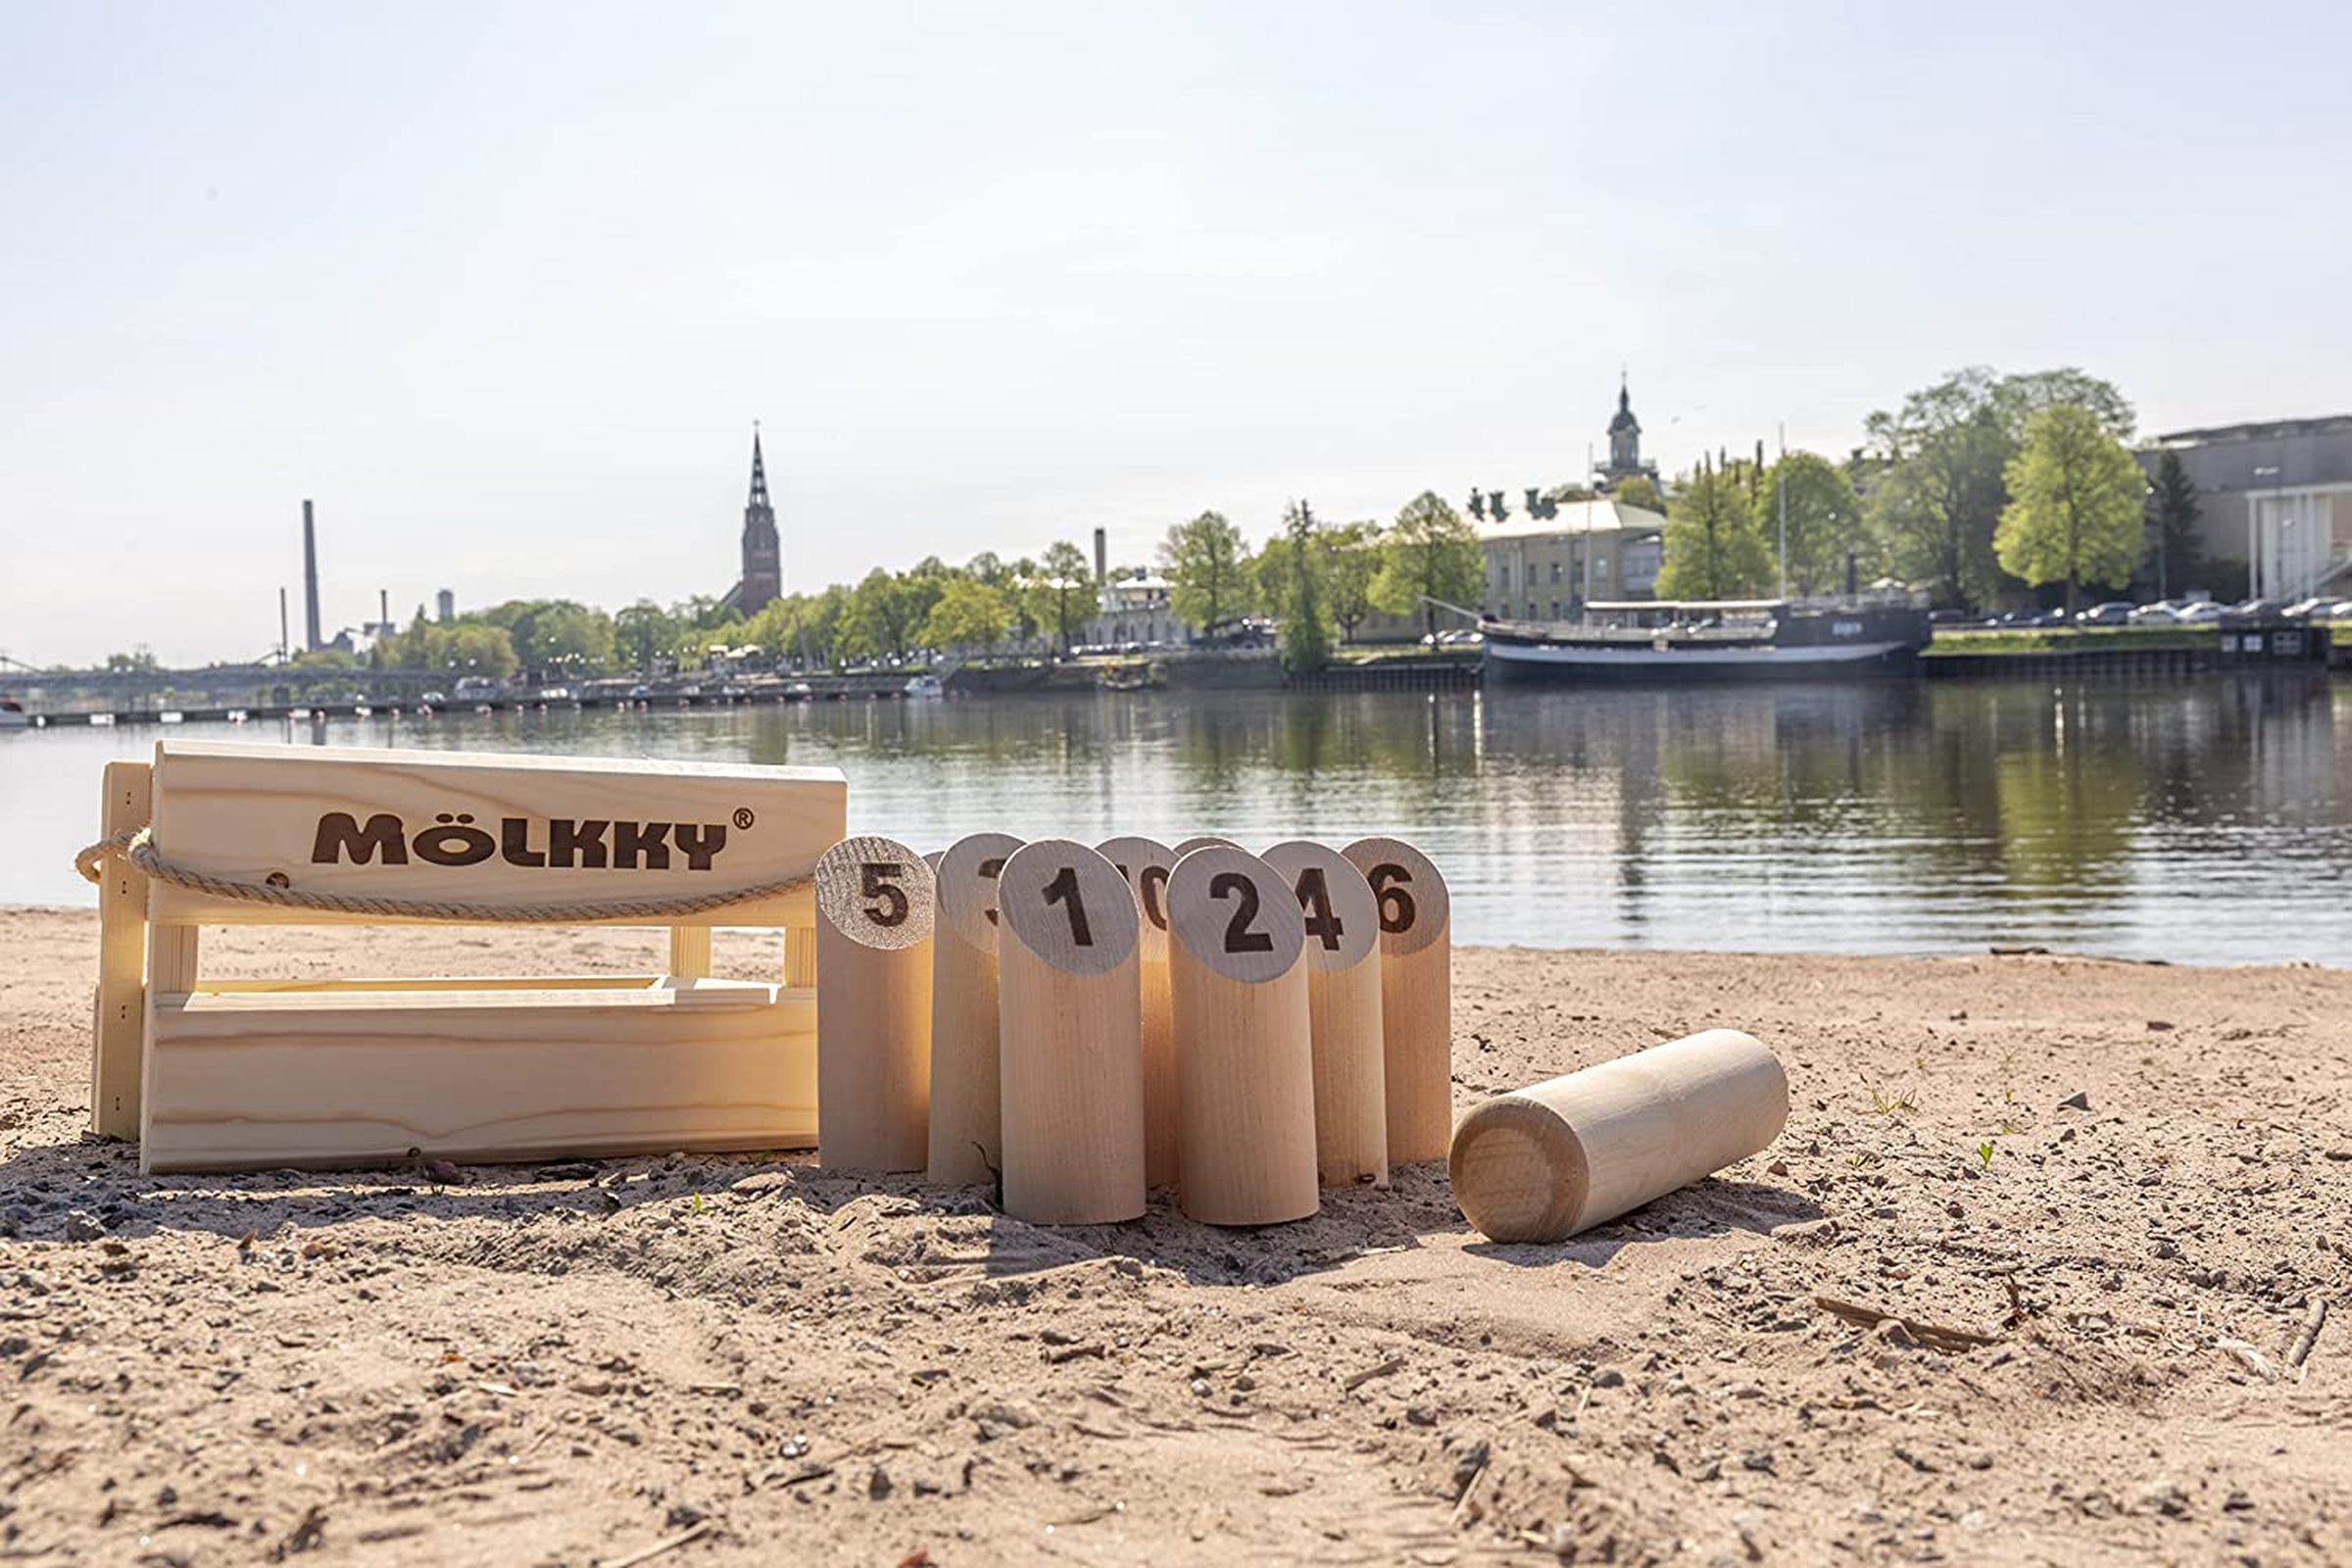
[1596,374,1659,488]
[724,426,783,614]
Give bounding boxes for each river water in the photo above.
[6,680,2346,963]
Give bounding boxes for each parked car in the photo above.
[2128,602,2180,624]
[2174,602,2226,624]
[419,689,448,705]
[2075,602,2133,626]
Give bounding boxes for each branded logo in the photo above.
[311,810,733,871]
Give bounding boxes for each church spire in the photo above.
[747,423,770,511]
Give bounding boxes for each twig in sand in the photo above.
[1342,1355,1405,1393]
[604,1519,715,1568]
[2285,1298,2328,1378]
[1814,1295,2001,1352]
[2218,1338,2274,1380]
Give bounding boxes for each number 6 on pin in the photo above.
[814,835,935,1173]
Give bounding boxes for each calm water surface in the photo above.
[6,681,2346,963]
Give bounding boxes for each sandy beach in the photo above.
[1,908,2346,1566]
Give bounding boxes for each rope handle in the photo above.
[74,826,813,923]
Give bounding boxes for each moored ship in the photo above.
[1482,598,1931,683]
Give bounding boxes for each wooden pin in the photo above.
[993,841,1147,1224]
[1261,841,1388,1189]
[1096,834,1179,1189]
[91,760,152,1140]
[813,835,935,1172]
[925,832,1022,1187]
[1342,836,1451,1164]
[1449,1030,1788,1242]
[1172,835,1240,858]
[1165,845,1317,1226]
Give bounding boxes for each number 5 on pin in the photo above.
[814,836,935,1173]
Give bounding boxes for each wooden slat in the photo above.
[145,740,846,926]
[142,986,816,1172]
[668,926,713,978]
[91,760,152,1139]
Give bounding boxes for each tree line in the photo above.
[1655,367,2208,612]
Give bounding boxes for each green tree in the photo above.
[1160,511,1252,632]
[1759,452,1866,597]
[1991,368,2135,443]
[1320,519,1383,644]
[1656,458,1773,600]
[1610,475,1667,515]
[1272,501,1332,672]
[1028,540,1095,657]
[1370,491,1483,642]
[1864,368,2017,609]
[842,569,923,664]
[2141,448,2203,601]
[922,576,1014,654]
[614,600,681,675]
[1994,405,2148,614]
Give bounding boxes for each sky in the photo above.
[4,1,2347,667]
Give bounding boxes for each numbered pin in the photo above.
[813,835,935,1172]
[1171,835,1241,858]
[994,841,1147,1224]
[926,832,1023,1187]
[1097,834,1180,1190]
[1165,844,1318,1226]
[1342,836,1451,1164]
[1262,841,1389,1189]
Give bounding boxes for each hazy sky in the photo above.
[5,2,2346,666]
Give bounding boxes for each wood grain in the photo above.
[1096,834,1179,1190]
[1448,1029,1788,1243]
[144,740,846,926]
[142,982,817,1174]
[91,760,151,1140]
[1260,841,1388,1189]
[813,836,934,1172]
[1165,845,1318,1226]
[994,841,1146,1224]
[1343,836,1452,1164]
[1171,836,1240,858]
[925,832,1023,1187]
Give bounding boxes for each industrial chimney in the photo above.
[1092,526,1107,586]
[302,501,322,651]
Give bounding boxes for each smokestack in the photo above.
[302,500,322,651]
[379,587,389,631]
[278,587,289,664]
[1092,526,1107,585]
[436,588,455,622]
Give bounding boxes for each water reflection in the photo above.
[10,679,2344,962]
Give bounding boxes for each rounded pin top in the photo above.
[1340,836,1448,957]
[1095,834,1175,957]
[1259,840,1379,972]
[1167,844,1303,985]
[814,835,935,951]
[995,840,1139,978]
[1171,835,1240,858]
[934,831,1024,950]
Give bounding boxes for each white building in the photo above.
[2144,416,2352,601]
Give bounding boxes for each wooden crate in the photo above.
[95,741,846,1174]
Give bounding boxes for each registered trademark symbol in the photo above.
[733,808,756,831]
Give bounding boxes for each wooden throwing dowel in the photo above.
[1342,836,1451,1164]
[90,760,152,1140]
[1097,835,1181,1190]
[1448,1029,1789,1243]
[814,835,935,1172]
[1166,844,1317,1226]
[994,841,1147,1224]
[1261,841,1388,1189]
[926,831,1022,1187]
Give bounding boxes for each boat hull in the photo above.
[1484,637,1919,683]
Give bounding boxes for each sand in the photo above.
[1,908,2346,1566]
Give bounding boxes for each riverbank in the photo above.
[2,910,2345,1565]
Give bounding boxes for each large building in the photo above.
[2142,416,2352,601]
[720,428,783,614]
[1480,497,1666,622]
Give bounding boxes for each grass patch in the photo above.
[1927,624,2219,656]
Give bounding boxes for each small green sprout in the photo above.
[1975,1142,1996,1170]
